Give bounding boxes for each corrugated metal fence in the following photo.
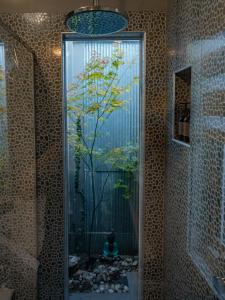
[66,39,140,255]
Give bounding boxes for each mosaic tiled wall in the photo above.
[0,23,37,299]
[165,0,225,299]
[0,12,167,299]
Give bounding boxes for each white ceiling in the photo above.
[0,0,167,12]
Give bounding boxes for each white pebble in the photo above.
[124,285,129,292]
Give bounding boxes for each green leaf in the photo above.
[114,179,131,200]
[111,86,122,96]
[68,94,84,102]
[104,107,115,114]
[86,102,101,113]
[67,105,81,112]
[112,60,123,69]
[105,71,116,80]
[87,72,104,80]
[133,76,139,84]
[111,99,126,108]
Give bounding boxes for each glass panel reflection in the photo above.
[0,43,7,193]
[65,36,143,299]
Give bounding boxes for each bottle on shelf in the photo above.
[183,103,190,143]
[178,106,185,141]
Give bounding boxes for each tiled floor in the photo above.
[69,272,138,300]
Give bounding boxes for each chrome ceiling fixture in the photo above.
[65,0,128,36]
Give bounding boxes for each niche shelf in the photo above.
[173,66,192,147]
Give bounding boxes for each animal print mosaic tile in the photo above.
[0,22,37,300]
[0,11,166,299]
[165,0,225,299]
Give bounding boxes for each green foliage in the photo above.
[67,48,130,121]
[68,47,139,194]
[102,145,138,174]
[67,46,139,257]
[114,180,131,200]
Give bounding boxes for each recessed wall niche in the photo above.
[173,66,192,145]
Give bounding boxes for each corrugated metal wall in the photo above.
[66,39,141,255]
[0,44,7,183]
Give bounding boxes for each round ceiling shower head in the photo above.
[65,0,128,36]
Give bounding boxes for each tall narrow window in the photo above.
[221,145,225,246]
[0,44,7,193]
[64,34,144,299]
